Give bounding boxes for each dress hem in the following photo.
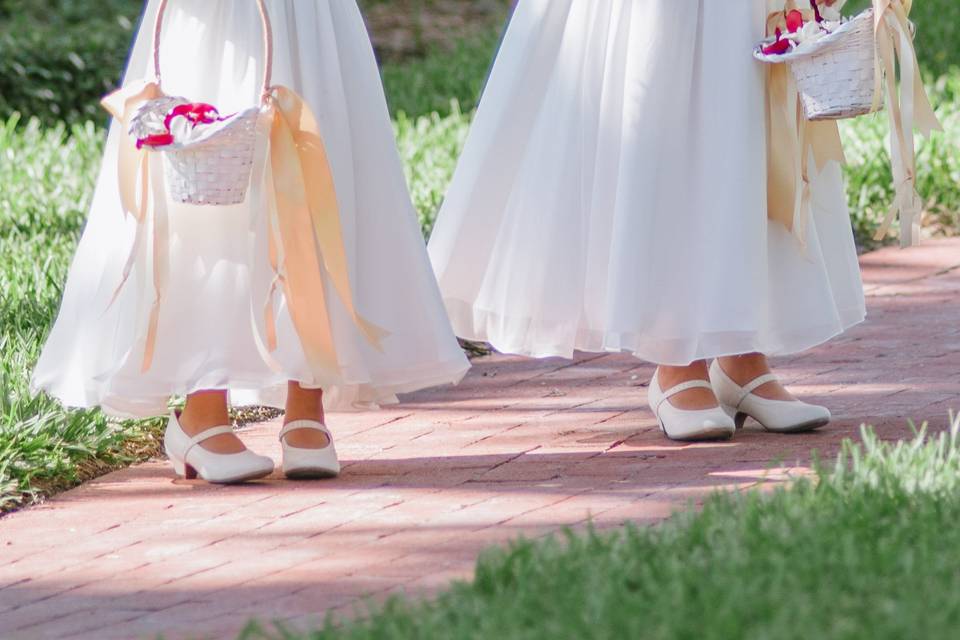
[443,297,867,366]
[33,355,471,420]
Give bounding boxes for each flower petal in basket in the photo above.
[753,10,873,64]
[164,107,261,150]
[129,96,190,141]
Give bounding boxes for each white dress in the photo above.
[33,0,469,418]
[428,0,867,366]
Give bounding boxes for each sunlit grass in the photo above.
[0,115,166,510]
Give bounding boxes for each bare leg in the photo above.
[178,390,246,454]
[716,353,796,401]
[283,382,331,448]
[656,361,720,409]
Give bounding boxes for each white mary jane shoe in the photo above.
[164,412,275,484]
[647,369,736,442]
[280,420,341,480]
[709,361,831,433]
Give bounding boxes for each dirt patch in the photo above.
[361,0,513,60]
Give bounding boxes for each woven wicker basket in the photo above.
[756,9,879,121]
[147,0,274,205]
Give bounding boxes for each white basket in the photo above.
[147,0,273,205]
[162,111,260,205]
[756,10,879,121]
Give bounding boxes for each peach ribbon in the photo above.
[102,81,386,378]
[102,80,166,372]
[258,86,388,380]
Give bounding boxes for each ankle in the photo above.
[658,361,710,388]
[180,391,230,433]
[716,353,771,386]
[284,382,325,424]
[655,362,718,410]
[178,390,245,454]
[283,383,330,448]
[716,355,795,402]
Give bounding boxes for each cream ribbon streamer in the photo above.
[765,60,846,246]
[765,1,847,247]
[102,81,387,378]
[765,0,941,248]
[870,0,942,246]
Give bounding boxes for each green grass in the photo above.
[841,72,960,243]
[848,0,960,78]
[240,417,960,639]
[381,30,503,120]
[0,115,163,510]
[394,104,473,236]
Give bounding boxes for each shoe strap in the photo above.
[657,379,714,414]
[184,425,237,460]
[280,420,331,443]
[736,373,780,407]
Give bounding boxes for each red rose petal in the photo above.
[189,103,220,124]
[164,103,221,130]
[164,104,196,131]
[762,38,792,55]
[786,9,804,33]
[136,133,175,149]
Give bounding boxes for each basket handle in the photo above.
[152,0,274,102]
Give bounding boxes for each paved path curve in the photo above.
[2,239,959,639]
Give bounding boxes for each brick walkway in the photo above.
[2,239,959,640]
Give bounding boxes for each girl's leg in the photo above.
[279,383,340,479]
[656,361,720,409]
[178,390,246,454]
[283,383,331,448]
[715,353,796,401]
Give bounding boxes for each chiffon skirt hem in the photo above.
[81,356,471,420]
[445,297,865,366]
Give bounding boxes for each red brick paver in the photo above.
[2,239,959,640]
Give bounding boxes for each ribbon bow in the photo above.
[101,81,387,379]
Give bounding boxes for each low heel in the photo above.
[720,403,749,430]
[165,445,197,480]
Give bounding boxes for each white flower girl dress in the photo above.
[429,0,866,366]
[33,0,469,419]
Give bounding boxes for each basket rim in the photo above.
[144,103,261,152]
[754,8,874,64]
